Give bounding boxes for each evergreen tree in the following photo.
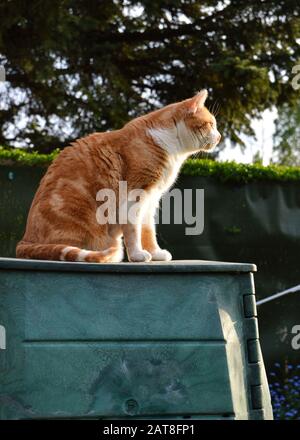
[0,0,299,152]
[273,103,300,166]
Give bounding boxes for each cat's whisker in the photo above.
[213,101,221,117]
[211,100,221,118]
[211,100,217,116]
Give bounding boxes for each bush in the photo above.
[268,363,300,420]
[0,147,59,166]
[181,158,300,183]
[1,146,300,183]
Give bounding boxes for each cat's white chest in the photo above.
[156,155,185,194]
[142,155,184,220]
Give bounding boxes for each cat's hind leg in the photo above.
[16,241,122,263]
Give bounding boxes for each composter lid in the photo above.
[0,257,256,273]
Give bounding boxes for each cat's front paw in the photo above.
[151,249,172,261]
[129,249,152,262]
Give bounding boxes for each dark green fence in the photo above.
[0,165,45,257]
[1,164,300,369]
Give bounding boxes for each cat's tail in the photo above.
[16,241,119,263]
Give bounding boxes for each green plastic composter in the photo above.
[0,258,273,420]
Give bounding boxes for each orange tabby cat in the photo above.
[16,89,221,263]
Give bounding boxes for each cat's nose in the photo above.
[216,133,221,143]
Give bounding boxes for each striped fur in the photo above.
[16,90,221,263]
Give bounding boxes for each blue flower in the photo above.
[268,363,300,420]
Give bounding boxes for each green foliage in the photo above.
[1,146,300,182]
[224,226,242,234]
[181,158,300,183]
[269,363,300,420]
[273,102,300,166]
[0,0,299,152]
[0,146,59,166]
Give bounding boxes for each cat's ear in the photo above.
[186,89,208,114]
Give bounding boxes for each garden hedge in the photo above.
[1,146,300,183]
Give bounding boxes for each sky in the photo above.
[219,109,277,165]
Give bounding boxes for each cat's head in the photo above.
[180,89,221,152]
[148,89,221,156]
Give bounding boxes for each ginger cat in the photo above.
[16,89,221,263]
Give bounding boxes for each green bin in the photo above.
[0,258,273,420]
